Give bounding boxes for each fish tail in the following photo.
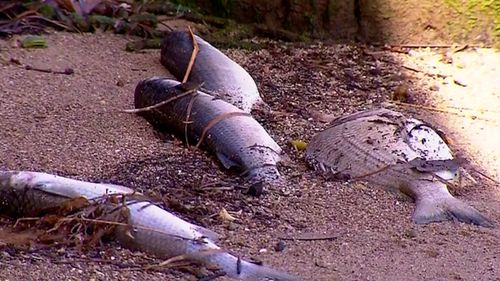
[413,195,493,227]
[208,252,303,281]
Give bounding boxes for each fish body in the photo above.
[0,171,301,281]
[134,77,282,185]
[160,31,263,112]
[0,170,135,198]
[116,201,300,281]
[305,108,492,227]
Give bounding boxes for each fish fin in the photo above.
[413,197,494,228]
[216,152,238,169]
[194,225,219,242]
[251,98,271,114]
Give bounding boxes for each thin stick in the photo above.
[385,101,496,122]
[13,217,40,228]
[432,104,500,114]
[196,112,252,148]
[278,232,338,241]
[184,92,198,146]
[51,216,205,243]
[150,249,224,269]
[453,79,467,87]
[27,15,74,32]
[120,83,202,114]
[52,257,146,269]
[383,43,479,49]
[452,44,469,53]
[158,20,175,31]
[470,168,500,185]
[374,56,449,79]
[182,26,199,83]
[25,65,74,75]
[401,64,448,79]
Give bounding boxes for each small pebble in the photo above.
[227,222,238,231]
[247,182,264,197]
[405,228,418,238]
[2,250,12,257]
[429,83,440,91]
[275,240,286,252]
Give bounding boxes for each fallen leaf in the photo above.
[219,208,236,222]
[20,36,48,48]
[289,139,307,151]
[308,109,335,123]
[61,197,89,213]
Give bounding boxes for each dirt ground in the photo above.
[0,31,499,281]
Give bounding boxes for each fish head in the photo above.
[403,119,459,182]
[0,171,16,190]
[243,165,282,196]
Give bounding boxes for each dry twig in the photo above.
[401,64,448,79]
[278,232,338,241]
[383,43,476,49]
[147,249,224,269]
[385,101,496,123]
[52,257,147,269]
[470,169,500,185]
[184,92,198,146]
[452,45,469,53]
[196,112,252,148]
[120,83,202,114]
[178,26,202,146]
[25,65,74,75]
[182,26,199,83]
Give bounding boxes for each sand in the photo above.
[0,31,498,281]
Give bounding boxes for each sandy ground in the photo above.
[396,47,500,180]
[0,32,499,281]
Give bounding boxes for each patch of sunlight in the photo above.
[403,48,500,189]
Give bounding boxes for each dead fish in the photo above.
[160,31,263,112]
[0,171,302,281]
[134,77,282,188]
[305,108,493,227]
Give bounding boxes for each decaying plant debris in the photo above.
[0,0,175,37]
[0,171,301,280]
[0,0,314,51]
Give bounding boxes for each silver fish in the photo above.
[160,31,263,112]
[134,77,282,187]
[0,171,302,281]
[305,108,493,227]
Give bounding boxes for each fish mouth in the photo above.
[0,171,15,188]
[241,165,282,196]
[242,164,281,181]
